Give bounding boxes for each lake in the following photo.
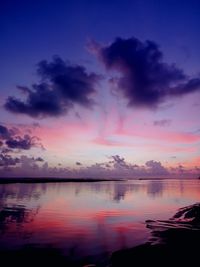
[0,179,200,266]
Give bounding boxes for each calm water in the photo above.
[0,179,200,266]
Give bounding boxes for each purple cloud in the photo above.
[0,154,198,178]
[0,124,42,152]
[0,154,20,167]
[6,135,37,150]
[0,125,12,140]
[35,157,44,162]
[145,160,168,175]
[5,56,100,118]
[94,37,200,108]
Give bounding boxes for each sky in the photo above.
[0,0,200,178]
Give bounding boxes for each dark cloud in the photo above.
[0,155,44,168]
[110,155,129,169]
[35,157,44,162]
[153,119,171,127]
[146,160,168,175]
[0,148,13,154]
[0,153,197,178]
[5,56,100,118]
[95,37,200,108]
[0,124,41,151]
[0,125,11,140]
[0,154,20,167]
[76,162,82,166]
[108,155,140,171]
[6,135,37,150]
[76,156,169,178]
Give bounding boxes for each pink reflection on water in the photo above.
[0,179,200,262]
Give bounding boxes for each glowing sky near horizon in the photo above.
[0,0,200,177]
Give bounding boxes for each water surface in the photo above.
[0,179,200,266]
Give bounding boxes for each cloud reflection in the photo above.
[0,180,200,266]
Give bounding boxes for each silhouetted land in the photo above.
[0,177,122,184]
[111,203,200,267]
[0,177,197,184]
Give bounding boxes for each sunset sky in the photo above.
[0,0,200,178]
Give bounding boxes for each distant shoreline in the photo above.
[0,177,198,184]
[0,177,123,184]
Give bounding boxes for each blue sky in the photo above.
[0,0,200,177]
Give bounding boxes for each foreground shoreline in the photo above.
[111,203,200,267]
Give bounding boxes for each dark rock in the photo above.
[111,203,200,267]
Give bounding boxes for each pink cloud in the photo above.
[115,124,200,144]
